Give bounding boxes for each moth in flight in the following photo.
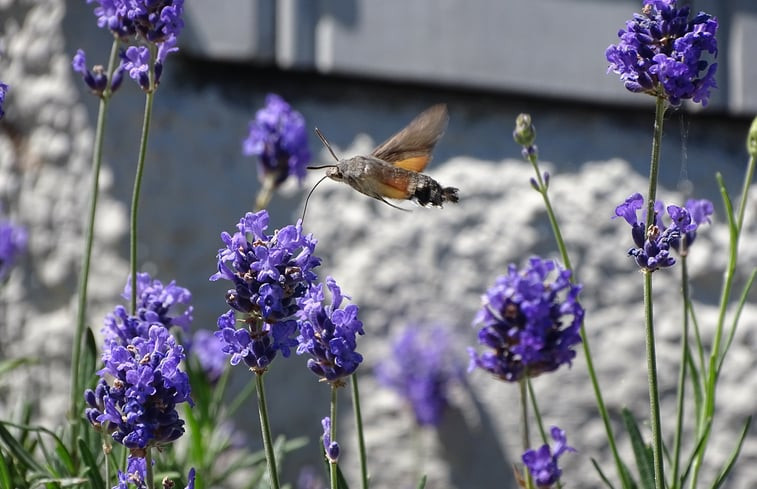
[308,104,459,211]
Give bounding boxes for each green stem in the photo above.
[527,155,571,271]
[526,150,630,487]
[69,38,120,448]
[519,379,535,489]
[691,151,753,485]
[643,271,665,489]
[671,254,690,488]
[129,89,155,313]
[255,173,277,211]
[645,96,666,228]
[519,378,530,452]
[129,44,158,313]
[329,383,338,489]
[145,448,154,489]
[641,95,666,489]
[526,380,548,445]
[255,372,280,489]
[351,374,369,489]
[738,117,757,233]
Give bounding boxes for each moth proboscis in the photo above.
[304,104,459,217]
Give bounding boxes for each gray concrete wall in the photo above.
[183,0,757,115]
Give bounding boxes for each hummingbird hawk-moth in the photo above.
[307,104,459,211]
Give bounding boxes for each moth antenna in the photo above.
[315,127,340,162]
[300,174,330,224]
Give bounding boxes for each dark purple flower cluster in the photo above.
[76,0,184,92]
[468,257,584,382]
[124,272,193,332]
[521,426,575,487]
[0,216,27,281]
[211,210,320,372]
[321,417,339,463]
[115,456,147,489]
[189,329,227,383]
[242,94,311,187]
[296,277,364,382]
[0,82,8,119]
[606,0,718,106]
[114,459,194,489]
[84,274,193,450]
[614,193,713,270]
[72,49,125,96]
[88,0,184,44]
[375,326,460,427]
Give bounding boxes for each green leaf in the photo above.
[53,435,76,476]
[679,418,712,485]
[718,269,757,375]
[0,423,46,474]
[621,409,654,489]
[34,476,88,487]
[335,463,350,489]
[0,449,14,489]
[590,458,617,489]
[415,474,427,489]
[77,438,104,489]
[711,417,752,489]
[0,357,37,378]
[82,328,99,390]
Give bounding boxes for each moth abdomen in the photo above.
[411,174,459,207]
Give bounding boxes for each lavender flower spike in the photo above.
[84,274,193,450]
[243,94,311,188]
[321,417,340,462]
[606,0,718,106]
[211,210,320,372]
[376,325,460,427]
[468,257,584,382]
[0,82,8,119]
[296,277,364,383]
[522,426,576,487]
[0,216,27,281]
[613,193,714,269]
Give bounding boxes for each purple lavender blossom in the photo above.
[296,277,364,383]
[606,0,718,106]
[522,426,575,487]
[87,0,184,44]
[123,272,193,332]
[121,46,151,91]
[0,82,8,119]
[84,274,193,450]
[85,1,184,90]
[190,329,227,383]
[297,467,326,489]
[114,460,194,489]
[468,257,584,382]
[71,49,124,96]
[115,456,147,489]
[211,210,320,372]
[321,417,339,462]
[614,193,713,269]
[375,326,460,427]
[242,94,311,187]
[0,217,27,281]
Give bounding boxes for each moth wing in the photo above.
[371,104,448,173]
[372,173,413,200]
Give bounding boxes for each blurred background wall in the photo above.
[1,1,756,488]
